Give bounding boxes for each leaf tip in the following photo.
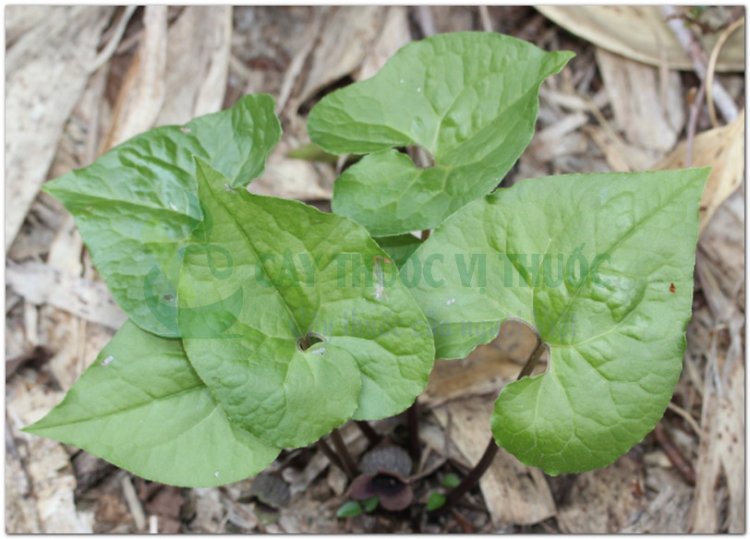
[547,49,576,76]
[20,418,46,436]
[693,165,712,182]
[40,175,68,201]
[192,154,212,175]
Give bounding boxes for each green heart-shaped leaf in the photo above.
[24,321,279,487]
[308,32,573,236]
[177,160,435,448]
[405,169,708,474]
[43,94,281,337]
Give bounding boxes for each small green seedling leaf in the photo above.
[23,321,279,487]
[362,496,380,513]
[177,160,435,448]
[440,473,461,489]
[406,169,708,474]
[426,491,446,512]
[308,32,573,237]
[337,500,363,518]
[43,95,281,337]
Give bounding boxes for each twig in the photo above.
[406,400,422,463]
[148,515,158,534]
[228,55,255,85]
[316,439,346,475]
[667,401,703,439]
[706,17,745,127]
[276,9,323,115]
[654,422,696,486]
[274,447,308,473]
[355,420,382,446]
[414,6,436,37]
[451,508,476,533]
[660,5,739,123]
[478,6,493,32]
[120,475,146,531]
[90,5,138,72]
[685,80,706,167]
[330,428,357,479]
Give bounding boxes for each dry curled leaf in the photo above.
[432,397,556,526]
[155,6,232,126]
[657,110,744,231]
[596,48,685,154]
[537,6,745,72]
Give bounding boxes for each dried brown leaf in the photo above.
[156,6,232,126]
[7,261,126,330]
[556,454,647,532]
[297,6,386,105]
[423,320,540,408]
[620,467,692,532]
[596,48,685,154]
[432,396,556,526]
[5,7,114,251]
[357,7,411,81]
[100,6,167,151]
[537,6,744,72]
[7,377,93,532]
[657,110,744,231]
[249,139,334,201]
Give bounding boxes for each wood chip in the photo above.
[620,467,693,532]
[357,7,411,81]
[584,125,659,172]
[7,376,93,532]
[689,359,745,532]
[7,261,126,330]
[529,112,589,162]
[556,453,647,532]
[100,5,167,151]
[5,6,50,46]
[120,475,146,531]
[596,48,685,154]
[156,6,232,126]
[326,464,348,496]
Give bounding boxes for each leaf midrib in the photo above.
[205,181,305,337]
[538,178,696,344]
[28,384,203,430]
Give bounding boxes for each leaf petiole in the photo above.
[440,334,546,510]
[330,428,357,479]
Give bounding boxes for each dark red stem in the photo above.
[441,336,545,511]
[355,420,382,446]
[407,399,422,463]
[317,439,346,475]
[330,428,357,479]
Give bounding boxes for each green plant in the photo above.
[26,31,707,506]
